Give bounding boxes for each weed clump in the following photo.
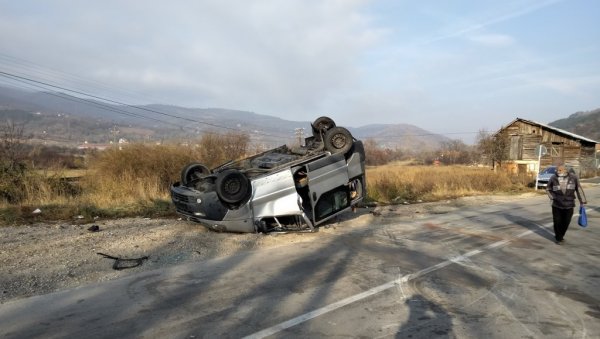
[1,131,530,225]
[366,165,515,203]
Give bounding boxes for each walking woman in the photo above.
[546,165,587,244]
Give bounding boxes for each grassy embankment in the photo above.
[1,144,200,224]
[0,144,529,225]
[366,163,526,203]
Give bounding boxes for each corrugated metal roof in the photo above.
[500,118,598,144]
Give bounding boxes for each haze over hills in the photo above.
[2,86,598,149]
[548,108,600,142]
[0,86,451,149]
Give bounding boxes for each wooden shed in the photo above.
[496,118,598,177]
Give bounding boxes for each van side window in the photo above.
[315,186,349,221]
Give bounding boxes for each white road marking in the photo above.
[548,291,588,338]
[244,225,550,339]
[491,291,536,337]
[396,267,407,300]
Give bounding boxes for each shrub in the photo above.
[0,162,28,203]
[197,132,250,167]
[366,165,515,203]
[83,144,198,204]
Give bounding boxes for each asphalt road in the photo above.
[1,186,599,339]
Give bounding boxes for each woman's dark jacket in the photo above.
[546,173,587,209]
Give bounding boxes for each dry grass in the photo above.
[0,139,253,224]
[35,168,89,178]
[1,143,531,225]
[365,164,519,203]
[83,144,198,203]
[0,144,199,224]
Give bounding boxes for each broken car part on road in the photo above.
[97,253,149,270]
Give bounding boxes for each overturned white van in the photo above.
[170,117,366,233]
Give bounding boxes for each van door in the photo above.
[305,152,350,223]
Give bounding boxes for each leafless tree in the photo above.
[197,131,250,168]
[0,119,28,168]
[439,139,474,165]
[0,119,30,203]
[476,129,509,170]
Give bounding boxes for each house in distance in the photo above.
[496,118,598,177]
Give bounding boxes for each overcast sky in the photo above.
[1,0,599,142]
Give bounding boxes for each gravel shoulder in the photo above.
[0,192,541,304]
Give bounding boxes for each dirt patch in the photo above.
[0,192,540,304]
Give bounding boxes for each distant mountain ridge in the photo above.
[548,108,600,142]
[350,124,448,150]
[0,85,449,149]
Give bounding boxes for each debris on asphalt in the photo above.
[97,252,149,270]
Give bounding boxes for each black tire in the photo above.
[216,169,251,204]
[324,127,353,154]
[311,116,336,137]
[181,163,211,186]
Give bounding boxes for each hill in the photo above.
[350,124,448,150]
[548,108,600,142]
[0,85,449,149]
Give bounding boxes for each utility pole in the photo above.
[534,145,547,190]
[64,114,71,141]
[294,128,305,146]
[110,125,119,147]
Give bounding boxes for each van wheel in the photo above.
[181,163,211,186]
[312,116,336,138]
[324,127,352,154]
[216,169,250,204]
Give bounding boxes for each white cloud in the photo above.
[468,34,515,47]
[0,0,384,117]
[1,0,598,144]
[424,0,565,43]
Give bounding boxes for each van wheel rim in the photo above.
[224,179,241,194]
[331,133,347,149]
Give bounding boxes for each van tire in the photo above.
[181,163,211,186]
[312,116,336,138]
[216,169,251,204]
[324,127,352,154]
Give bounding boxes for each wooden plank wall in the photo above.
[504,120,596,175]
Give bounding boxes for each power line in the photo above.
[0,75,292,145]
[0,52,164,105]
[0,73,187,128]
[0,62,487,142]
[0,70,291,140]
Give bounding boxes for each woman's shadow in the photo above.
[396,294,453,338]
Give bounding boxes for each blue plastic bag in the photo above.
[578,206,587,228]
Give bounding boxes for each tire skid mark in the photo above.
[243,227,537,339]
[547,291,588,338]
[490,291,537,337]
